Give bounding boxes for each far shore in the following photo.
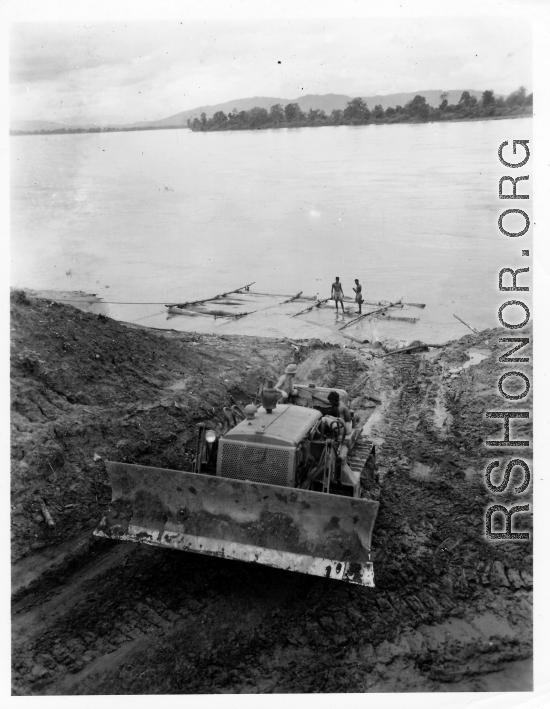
[10,110,532,138]
[9,125,187,137]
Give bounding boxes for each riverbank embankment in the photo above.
[11,290,532,694]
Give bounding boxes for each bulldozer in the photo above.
[94,384,379,586]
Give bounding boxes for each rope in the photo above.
[47,300,183,305]
[133,309,167,322]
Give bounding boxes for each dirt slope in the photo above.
[11,291,533,694]
[11,290,333,562]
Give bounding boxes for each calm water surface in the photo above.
[11,118,532,343]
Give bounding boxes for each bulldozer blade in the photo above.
[95,462,380,586]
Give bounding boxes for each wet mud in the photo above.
[11,290,532,694]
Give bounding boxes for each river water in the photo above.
[11,118,532,343]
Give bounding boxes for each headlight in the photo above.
[205,430,217,444]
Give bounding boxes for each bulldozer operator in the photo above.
[320,390,352,442]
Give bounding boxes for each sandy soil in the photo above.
[11,290,533,694]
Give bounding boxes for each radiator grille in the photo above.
[220,442,291,486]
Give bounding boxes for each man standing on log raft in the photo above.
[353,279,363,314]
[331,277,345,315]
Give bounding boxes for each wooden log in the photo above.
[344,297,425,309]
[167,307,199,316]
[217,310,254,320]
[205,299,242,306]
[165,281,256,308]
[380,342,448,357]
[286,291,303,303]
[453,314,479,335]
[168,306,218,317]
[338,299,403,330]
[378,314,419,323]
[342,333,369,344]
[218,291,306,320]
[249,291,317,300]
[291,297,331,317]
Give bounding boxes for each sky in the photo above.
[10,16,532,125]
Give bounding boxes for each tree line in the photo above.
[188,87,533,132]
[10,87,532,137]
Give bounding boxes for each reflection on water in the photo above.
[11,118,532,343]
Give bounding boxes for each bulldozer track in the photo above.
[330,351,375,487]
[348,440,374,476]
[374,354,421,457]
[332,351,359,390]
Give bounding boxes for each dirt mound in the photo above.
[10,291,303,562]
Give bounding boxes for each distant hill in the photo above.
[12,90,489,133]
[126,96,288,129]
[11,119,73,132]
[125,89,485,129]
[10,119,104,132]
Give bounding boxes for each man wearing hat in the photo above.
[274,363,299,402]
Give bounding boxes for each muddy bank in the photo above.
[11,290,532,694]
[10,290,335,564]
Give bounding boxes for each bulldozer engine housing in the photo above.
[217,404,320,487]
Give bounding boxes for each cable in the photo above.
[133,309,167,322]
[45,299,178,305]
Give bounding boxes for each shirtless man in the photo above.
[353,278,363,314]
[321,391,352,442]
[331,277,345,314]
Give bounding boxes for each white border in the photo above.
[2,1,549,707]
